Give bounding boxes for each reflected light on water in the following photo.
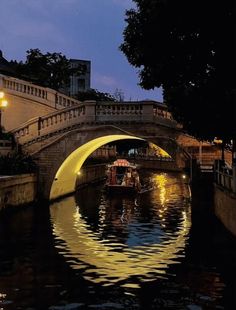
[155,174,167,206]
[50,173,191,287]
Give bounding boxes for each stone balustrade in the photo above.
[95,102,143,118]
[153,104,173,120]
[0,74,81,110]
[95,101,175,124]
[12,103,86,145]
[0,74,176,146]
[216,169,233,191]
[55,92,80,108]
[214,160,236,193]
[11,100,177,146]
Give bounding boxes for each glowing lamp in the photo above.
[1,100,8,108]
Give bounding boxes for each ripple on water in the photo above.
[50,172,192,286]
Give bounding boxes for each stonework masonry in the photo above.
[214,184,236,237]
[76,164,106,188]
[0,73,226,201]
[0,174,37,210]
[0,74,82,131]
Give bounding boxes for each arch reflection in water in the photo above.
[50,172,191,287]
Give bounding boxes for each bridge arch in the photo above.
[33,125,184,200]
[50,134,147,200]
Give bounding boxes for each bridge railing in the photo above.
[0,74,82,110]
[214,160,236,193]
[95,101,176,126]
[12,103,89,145]
[11,100,177,145]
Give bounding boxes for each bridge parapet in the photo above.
[11,100,177,146]
[12,103,86,145]
[95,101,174,123]
[0,74,81,110]
[214,161,236,193]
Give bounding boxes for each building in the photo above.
[68,59,91,97]
[0,51,91,98]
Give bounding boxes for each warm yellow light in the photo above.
[0,91,4,99]
[0,100,8,108]
[50,134,144,200]
[182,174,186,179]
[77,171,81,176]
[155,174,167,206]
[50,195,192,285]
[148,142,171,158]
[213,137,222,144]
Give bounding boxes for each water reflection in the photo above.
[50,172,191,287]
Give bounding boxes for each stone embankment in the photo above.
[0,165,107,209]
[76,164,107,189]
[214,185,236,237]
[0,174,37,210]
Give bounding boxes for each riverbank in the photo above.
[0,174,37,210]
[214,184,236,237]
[191,170,236,239]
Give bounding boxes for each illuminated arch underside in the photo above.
[50,135,144,200]
[50,134,171,200]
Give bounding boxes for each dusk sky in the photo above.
[0,0,163,101]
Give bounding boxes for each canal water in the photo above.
[0,171,235,309]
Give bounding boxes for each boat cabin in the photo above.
[106,159,141,193]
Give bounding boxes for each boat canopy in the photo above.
[111,159,136,168]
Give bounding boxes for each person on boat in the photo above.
[122,168,132,186]
[126,168,132,184]
[121,172,127,186]
[132,169,141,191]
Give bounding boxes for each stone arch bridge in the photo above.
[10,99,188,200]
[30,125,186,200]
[0,74,223,200]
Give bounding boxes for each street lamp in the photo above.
[0,91,8,135]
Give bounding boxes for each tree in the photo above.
[0,152,37,175]
[120,0,235,142]
[10,49,85,91]
[74,88,115,102]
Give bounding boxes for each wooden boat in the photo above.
[105,159,141,194]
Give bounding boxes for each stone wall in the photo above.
[0,174,37,209]
[76,164,107,188]
[135,158,180,171]
[214,184,236,237]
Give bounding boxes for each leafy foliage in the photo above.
[0,131,15,142]
[120,0,235,141]
[74,88,115,102]
[10,49,85,91]
[0,152,37,175]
